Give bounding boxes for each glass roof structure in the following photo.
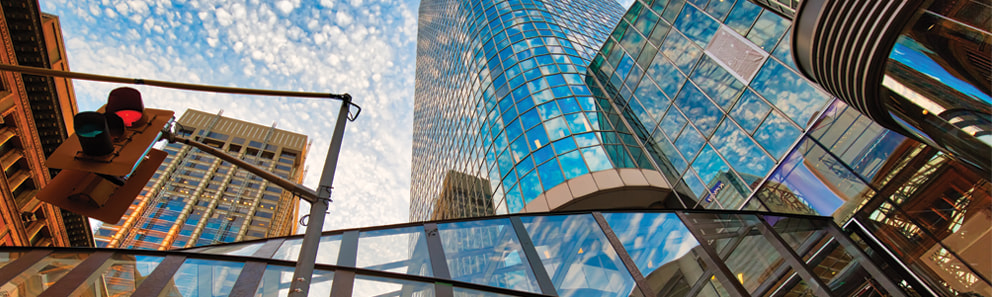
[0,210,906,296]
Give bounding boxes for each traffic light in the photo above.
[37,87,174,223]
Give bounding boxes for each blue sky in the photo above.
[41,0,633,232]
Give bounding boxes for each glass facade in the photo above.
[0,210,908,296]
[413,0,990,294]
[413,0,677,221]
[93,109,309,249]
[587,0,828,210]
[588,1,991,295]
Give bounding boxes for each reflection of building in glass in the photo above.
[412,0,677,221]
[0,210,912,297]
[0,1,92,247]
[93,109,308,249]
[415,0,990,295]
[431,170,494,220]
[791,0,991,175]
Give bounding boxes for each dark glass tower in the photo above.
[413,0,676,221]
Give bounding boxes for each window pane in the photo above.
[4,252,89,296]
[70,254,164,297]
[438,218,540,293]
[602,212,710,295]
[352,275,434,297]
[521,214,637,297]
[357,226,433,277]
[158,258,243,297]
[254,265,333,297]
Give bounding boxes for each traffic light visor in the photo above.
[106,87,144,127]
[74,111,114,156]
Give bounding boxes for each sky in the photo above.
[40,0,633,232]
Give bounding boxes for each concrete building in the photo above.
[0,0,91,247]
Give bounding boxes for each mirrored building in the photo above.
[413,0,680,221]
[0,210,914,296]
[414,0,990,295]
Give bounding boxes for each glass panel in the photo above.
[0,251,22,270]
[691,145,749,209]
[271,238,302,261]
[272,235,341,265]
[602,212,710,296]
[356,226,432,277]
[453,287,521,297]
[254,265,333,297]
[351,275,434,297]
[3,252,89,296]
[711,120,773,184]
[750,59,831,127]
[680,213,785,294]
[70,254,164,297]
[695,275,731,297]
[437,218,540,293]
[803,236,892,296]
[864,201,992,296]
[520,214,637,297]
[197,242,263,257]
[758,270,815,297]
[754,138,875,218]
[158,258,243,297]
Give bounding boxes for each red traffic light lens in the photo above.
[115,110,143,127]
[107,87,144,126]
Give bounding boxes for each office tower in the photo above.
[93,109,308,250]
[413,0,679,221]
[0,0,92,247]
[415,0,990,295]
[589,0,990,295]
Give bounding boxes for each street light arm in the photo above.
[161,130,321,203]
[0,63,351,101]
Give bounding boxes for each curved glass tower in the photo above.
[413,0,675,221]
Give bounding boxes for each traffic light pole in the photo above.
[163,99,351,296]
[290,97,351,296]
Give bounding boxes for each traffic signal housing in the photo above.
[37,87,174,223]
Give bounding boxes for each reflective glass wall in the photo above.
[586,1,992,295]
[587,0,830,209]
[0,210,907,296]
[882,0,991,175]
[413,0,677,220]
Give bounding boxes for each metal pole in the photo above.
[290,98,351,296]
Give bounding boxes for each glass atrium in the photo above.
[0,210,912,296]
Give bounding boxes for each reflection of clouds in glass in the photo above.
[691,145,729,183]
[522,214,636,297]
[675,83,723,135]
[713,121,774,178]
[754,110,800,160]
[751,59,830,127]
[729,90,771,132]
[356,227,432,277]
[582,146,614,172]
[352,275,434,296]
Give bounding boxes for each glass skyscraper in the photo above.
[93,109,308,249]
[414,0,990,295]
[413,0,681,221]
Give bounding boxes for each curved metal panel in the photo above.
[792,0,928,129]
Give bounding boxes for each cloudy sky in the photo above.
[40,0,632,232]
